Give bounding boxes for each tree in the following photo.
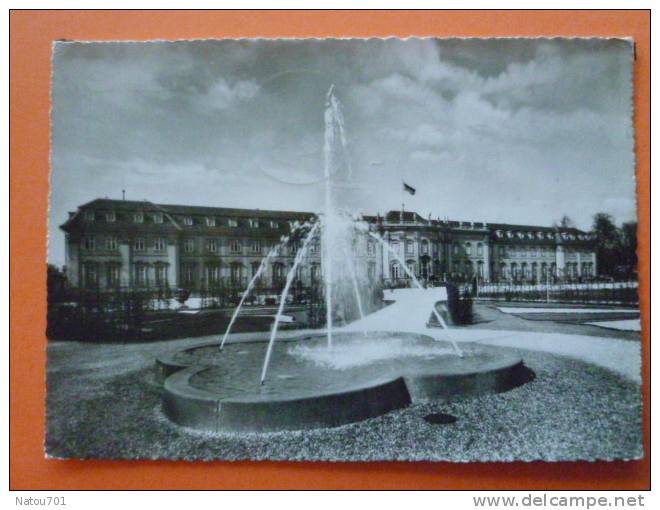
[554,215,575,228]
[621,221,638,276]
[591,213,622,277]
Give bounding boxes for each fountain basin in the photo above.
[158,333,533,433]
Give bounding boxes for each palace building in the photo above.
[60,198,598,291]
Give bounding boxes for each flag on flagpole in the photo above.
[403,182,416,195]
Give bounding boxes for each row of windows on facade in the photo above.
[83,261,378,287]
[393,240,565,259]
[389,240,485,256]
[82,236,376,256]
[388,260,595,280]
[84,209,292,229]
[494,229,595,242]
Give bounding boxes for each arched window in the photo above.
[391,263,401,280]
[420,259,430,279]
[477,260,484,277]
[406,260,416,278]
[272,262,284,285]
[405,239,415,255]
[477,243,484,256]
[311,263,320,282]
[421,239,429,255]
[465,242,472,256]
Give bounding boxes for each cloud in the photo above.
[197,78,260,111]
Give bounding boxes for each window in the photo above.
[207,266,221,285]
[184,239,195,253]
[105,211,116,223]
[465,243,472,256]
[270,221,279,229]
[477,243,483,257]
[207,239,217,253]
[453,244,459,255]
[477,261,484,277]
[84,237,95,251]
[499,246,506,257]
[105,236,117,251]
[205,217,216,227]
[228,218,238,228]
[106,264,120,287]
[406,260,416,277]
[421,240,429,255]
[153,213,163,224]
[405,239,414,255]
[135,265,147,286]
[367,241,375,256]
[183,264,195,286]
[231,263,243,282]
[134,238,146,251]
[290,242,299,256]
[368,262,376,279]
[309,241,320,256]
[230,240,242,254]
[133,212,144,223]
[84,210,95,222]
[250,240,261,254]
[311,264,320,282]
[183,216,193,226]
[84,263,98,288]
[391,263,401,280]
[155,265,168,285]
[251,262,261,278]
[249,219,260,228]
[154,238,166,251]
[272,263,284,285]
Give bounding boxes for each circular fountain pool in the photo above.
[158,332,533,433]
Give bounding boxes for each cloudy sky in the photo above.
[49,38,635,266]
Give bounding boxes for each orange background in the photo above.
[10,10,650,490]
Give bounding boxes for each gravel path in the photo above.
[46,342,642,462]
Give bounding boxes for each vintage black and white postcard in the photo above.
[46,38,641,462]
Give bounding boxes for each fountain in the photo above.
[157,86,533,433]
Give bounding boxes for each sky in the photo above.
[49,38,636,266]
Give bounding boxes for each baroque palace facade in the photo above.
[60,198,598,291]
